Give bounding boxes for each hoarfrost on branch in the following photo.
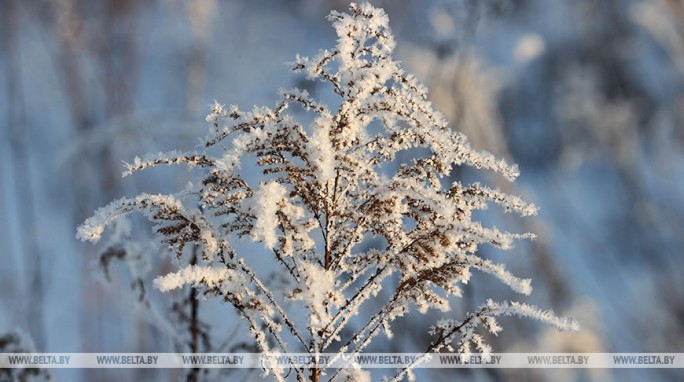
[77,2,577,381]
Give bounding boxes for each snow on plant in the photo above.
[0,329,51,381]
[77,3,577,381]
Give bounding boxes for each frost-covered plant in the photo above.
[0,330,50,381]
[77,3,577,381]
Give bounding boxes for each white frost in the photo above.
[249,181,287,250]
[153,265,246,294]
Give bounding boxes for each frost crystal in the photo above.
[77,3,577,381]
[250,181,288,250]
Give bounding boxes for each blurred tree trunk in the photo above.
[2,0,47,350]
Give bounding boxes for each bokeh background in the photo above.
[1,0,683,381]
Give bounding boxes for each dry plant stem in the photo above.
[77,3,577,381]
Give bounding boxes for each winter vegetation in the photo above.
[0,330,50,381]
[3,0,684,381]
[75,3,577,381]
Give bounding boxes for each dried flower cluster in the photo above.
[0,330,51,381]
[77,3,577,381]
